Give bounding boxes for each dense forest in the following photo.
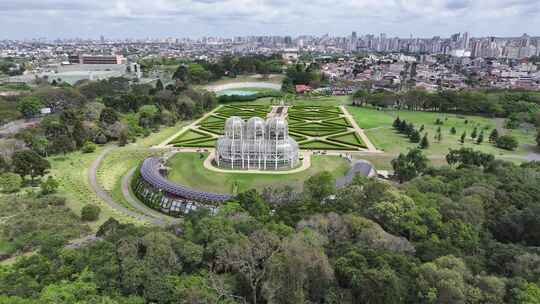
[0,77,217,157]
[1,147,540,303]
[150,54,285,86]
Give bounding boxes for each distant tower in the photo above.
[100,35,105,43]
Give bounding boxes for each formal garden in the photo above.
[169,104,369,151]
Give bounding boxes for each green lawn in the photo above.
[348,106,537,158]
[166,152,350,194]
[96,147,158,214]
[48,148,126,230]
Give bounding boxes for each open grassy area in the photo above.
[47,147,127,230]
[166,152,350,194]
[348,106,537,158]
[96,147,157,214]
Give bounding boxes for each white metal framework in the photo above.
[216,116,299,170]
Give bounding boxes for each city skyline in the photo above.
[1,0,539,39]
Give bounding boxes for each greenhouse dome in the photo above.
[216,116,299,170]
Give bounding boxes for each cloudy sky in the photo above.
[1,0,539,39]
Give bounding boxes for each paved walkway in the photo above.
[202,150,312,174]
[340,105,381,153]
[88,147,167,226]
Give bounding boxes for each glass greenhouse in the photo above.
[216,116,299,170]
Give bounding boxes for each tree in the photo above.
[155,79,164,91]
[39,269,100,304]
[460,131,466,144]
[446,148,495,168]
[515,282,540,304]
[471,127,478,139]
[489,129,499,143]
[0,155,9,173]
[81,141,96,153]
[420,133,429,149]
[138,105,159,129]
[496,135,519,151]
[263,231,333,304]
[352,89,369,106]
[218,230,280,304]
[398,120,408,133]
[99,107,119,125]
[0,172,23,193]
[17,96,42,118]
[536,129,540,147]
[392,117,401,129]
[81,205,101,221]
[417,255,471,304]
[409,130,421,143]
[476,131,484,145]
[391,148,429,183]
[40,176,59,195]
[12,150,50,182]
[450,126,457,135]
[436,127,442,142]
[304,171,335,202]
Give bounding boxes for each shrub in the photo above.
[0,172,23,193]
[81,205,101,221]
[40,176,59,195]
[495,135,519,151]
[81,141,97,153]
[42,195,67,206]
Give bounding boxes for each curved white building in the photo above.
[216,116,299,170]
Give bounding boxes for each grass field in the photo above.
[166,152,350,194]
[48,147,124,230]
[348,106,537,158]
[96,147,157,214]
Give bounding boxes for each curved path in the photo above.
[88,147,174,226]
[121,168,181,224]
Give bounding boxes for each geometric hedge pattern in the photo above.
[288,105,367,150]
[170,104,368,151]
[171,105,271,148]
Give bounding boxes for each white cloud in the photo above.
[0,0,538,38]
